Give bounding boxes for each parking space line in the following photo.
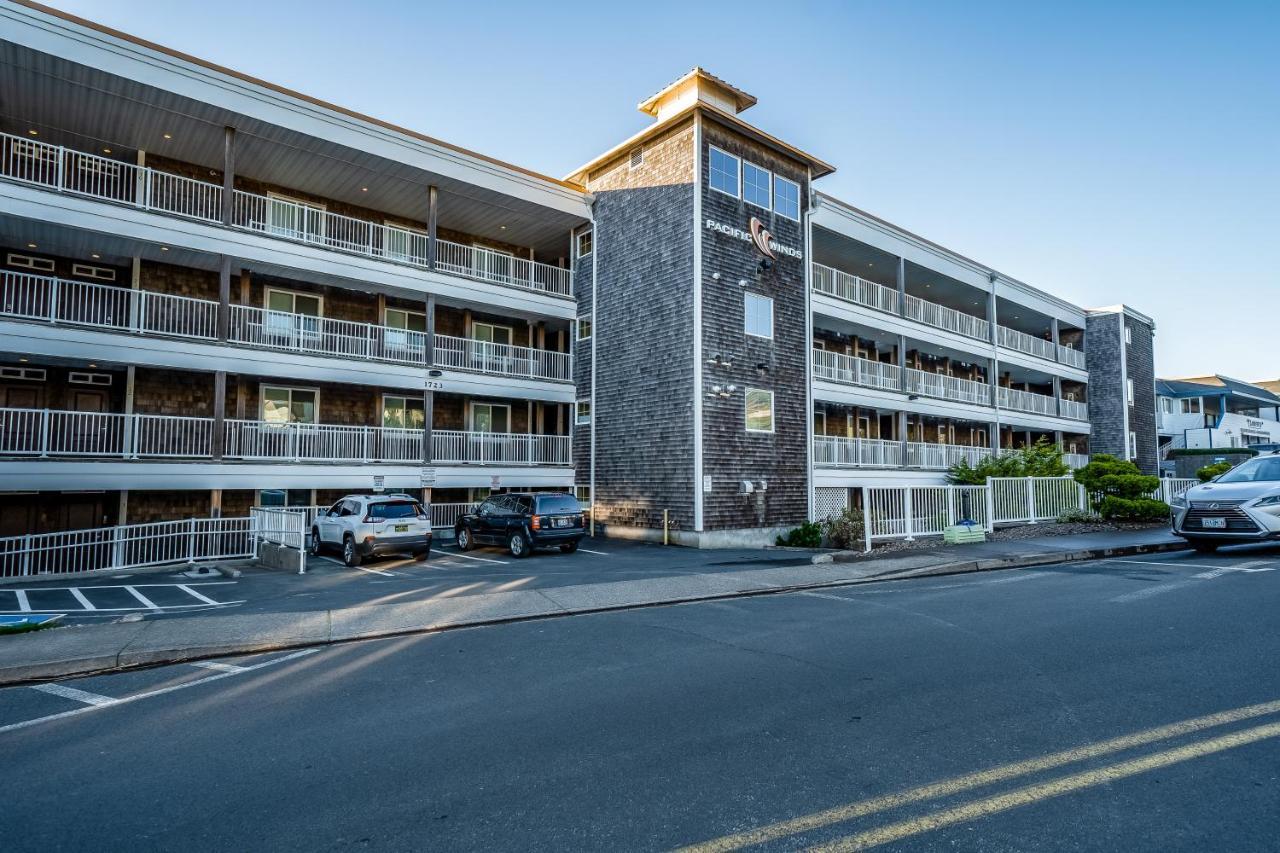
[13,589,30,612]
[578,548,610,555]
[30,682,116,707]
[124,586,160,610]
[177,584,221,605]
[442,551,509,565]
[190,661,247,673]
[68,588,96,611]
[354,566,401,577]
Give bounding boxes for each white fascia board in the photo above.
[0,320,575,402]
[3,5,591,219]
[812,293,994,362]
[1000,412,1093,434]
[0,182,576,320]
[812,379,998,421]
[812,468,948,488]
[0,461,574,491]
[995,347,1089,383]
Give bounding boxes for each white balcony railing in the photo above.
[0,132,572,299]
[904,368,991,406]
[225,421,424,463]
[1064,453,1090,470]
[811,263,900,315]
[1059,398,1089,421]
[1,271,219,339]
[906,441,986,469]
[434,334,572,382]
[903,293,990,341]
[997,325,1057,361]
[1058,344,1087,369]
[813,436,903,467]
[229,305,432,366]
[811,349,902,392]
[998,386,1058,416]
[431,430,571,465]
[0,408,213,458]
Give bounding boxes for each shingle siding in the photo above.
[1086,309,1158,474]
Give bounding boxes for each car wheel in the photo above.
[1191,540,1220,554]
[456,527,473,551]
[413,550,430,562]
[508,532,529,558]
[309,529,322,556]
[559,541,579,554]
[343,535,363,567]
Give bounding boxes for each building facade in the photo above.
[1157,375,1280,457]
[1085,306,1159,474]
[0,5,1155,545]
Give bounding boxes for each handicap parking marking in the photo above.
[10,589,30,612]
[123,586,160,610]
[68,588,96,610]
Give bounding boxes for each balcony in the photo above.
[1058,344,1086,369]
[0,133,572,299]
[997,386,1058,417]
[813,436,903,467]
[811,263,990,343]
[0,271,572,383]
[906,442,986,469]
[997,325,1055,361]
[904,368,991,406]
[1064,453,1090,470]
[812,349,901,392]
[0,409,570,466]
[1059,398,1089,421]
[903,294,989,341]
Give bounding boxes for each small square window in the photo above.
[577,230,592,258]
[774,176,800,221]
[576,400,591,425]
[6,253,55,273]
[744,293,773,339]
[577,315,592,341]
[745,389,774,433]
[709,147,740,198]
[743,162,771,209]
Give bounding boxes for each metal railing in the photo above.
[906,441,987,469]
[225,420,424,463]
[1058,344,1087,369]
[1,271,219,339]
[904,293,990,341]
[997,325,1057,361]
[0,517,255,579]
[904,368,991,406]
[864,485,991,541]
[0,131,572,298]
[1064,453,1090,470]
[988,476,1087,524]
[229,305,431,365]
[812,436,903,467]
[810,263,900,315]
[0,408,214,459]
[998,386,1058,416]
[1059,398,1089,421]
[434,334,572,382]
[431,430,571,465]
[811,349,902,391]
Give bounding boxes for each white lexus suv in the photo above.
[309,494,432,567]
[1171,452,1280,552]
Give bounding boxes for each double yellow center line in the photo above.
[679,698,1280,851]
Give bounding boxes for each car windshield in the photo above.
[536,495,581,514]
[1214,457,1280,483]
[368,501,422,519]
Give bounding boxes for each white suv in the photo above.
[1171,452,1280,552]
[310,494,432,567]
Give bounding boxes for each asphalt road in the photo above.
[3,546,1280,850]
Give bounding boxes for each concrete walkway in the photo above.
[0,528,1185,685]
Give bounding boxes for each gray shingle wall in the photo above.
[1085,309,1158,474]
[1125,313,1159,474]
[698,121,810,530]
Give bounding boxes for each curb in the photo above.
[0,540,1188,686]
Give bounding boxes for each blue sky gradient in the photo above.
[50,0,1280,379]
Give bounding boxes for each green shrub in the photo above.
[823,506,865,550]
[1073,454,1162,512]
[946,438,1070,485]
[776,521,822,548]
[1197,461,1233,482]
[1056,508,1103,524]
[1098,496,1171,522]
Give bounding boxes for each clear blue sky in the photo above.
[51,0,1280,380]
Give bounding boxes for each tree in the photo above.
[946,438,1070,485]
[1072,454,1167,521]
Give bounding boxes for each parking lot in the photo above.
[0,537,817,624]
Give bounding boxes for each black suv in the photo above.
[455,492,585,558]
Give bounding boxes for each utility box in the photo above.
[943,524,986,545]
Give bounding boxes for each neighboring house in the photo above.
[1157,376,1280,456]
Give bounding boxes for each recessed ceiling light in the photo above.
[361,187,368,192]
[26,243,36,249]
[91,253,101,259]
[27,129,38,136]
[163,133,172,139]
[500,225,507,230]
[160,246,169,251]
[102,147,112,154]
[19,357,28,363]
[88,363,97,368]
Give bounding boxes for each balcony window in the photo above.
[473,322,513,346]
[709,146,740,198]
[267,194,325,242]
[744,292,773,339]
[385,308,427,357]
[576,399,591,425]
[383,395,425,430]
[814,411,826,435]
[471,402,511,433]
[743,161,771,210]
[265,289,322,341]
[774,175,800,221]
[745,389,774,433]
[473,246,514,284]
[262,386,317,424]
[383,224,427,264]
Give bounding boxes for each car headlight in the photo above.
[1251,494,1280,507]
[1170,493,1188,508]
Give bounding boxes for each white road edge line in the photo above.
[30,682,117,707]
[176,584,221,606]
[68,588,96,611]
[1,649,319,735]
[577,548,610,555]
[124,586,160,610]
[189,661,247,673]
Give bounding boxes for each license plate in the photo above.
[395,524,409,533]
[1201,517,1226,529]
[553,517,571,528]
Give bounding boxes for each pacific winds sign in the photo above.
[705,217,803,260]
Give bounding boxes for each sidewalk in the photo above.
[0,528,1185,685]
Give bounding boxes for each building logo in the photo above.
[704,217,803,260]
[748,217,776,260]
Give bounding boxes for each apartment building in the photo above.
[0,3,1154,545]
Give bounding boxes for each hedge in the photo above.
[1168,447,1258,458]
